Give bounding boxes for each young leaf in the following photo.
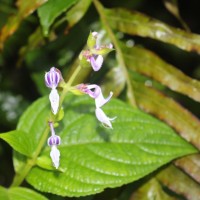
[12,94,196,196]
[105,8,200,53]
[38,0,78,36]
[0,186,47,200]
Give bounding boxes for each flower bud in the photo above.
[79,50,92,68]
[87,32,98,49]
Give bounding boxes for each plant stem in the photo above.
[10,128,49,187]
[93,0,137,107]
[59,65,82,107]
[10,65,82,187]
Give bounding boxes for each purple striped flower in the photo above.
[48,122,61,169]
[45,67,61,89]
[45,67,62,115]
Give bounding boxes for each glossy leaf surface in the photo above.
[0,186,47,200]
[0,130,33,157]
[9,94,196,196]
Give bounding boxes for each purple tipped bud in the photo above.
[45,67,61,89]
[48,135,61,146]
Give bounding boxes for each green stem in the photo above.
[59,65,82,105]
[93,0,137,107]
[10,127,49,187]
[10,65,82,187]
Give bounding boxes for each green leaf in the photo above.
[120,42,200,102]
[105,8,200,53]
[0,186,48,200]
[66,0,92,30]
[0,130,33,156]
[12,94,196,196]
[38,0,78,36]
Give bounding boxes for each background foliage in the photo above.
[1,0,200,199]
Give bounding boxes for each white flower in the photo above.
[49,89,59,115]
[77,84,116,128]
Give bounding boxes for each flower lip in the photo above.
[49,88,60,115]
[95,107,116,129]
[90,55,103,71]
[50,145,60,169]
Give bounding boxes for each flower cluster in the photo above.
[80,32,113,71]
[45,31,115,169]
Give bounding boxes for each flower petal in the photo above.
[80,84,113,107]
[45,67,61,89]
[86,84,101,98]
[95,108,116,129]
[49,89,59,115]
[90,55,103,71]
[95,91,113,108]
[50,145,60,169]
[48,135,61,146]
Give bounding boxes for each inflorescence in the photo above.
[45,32,115,169]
